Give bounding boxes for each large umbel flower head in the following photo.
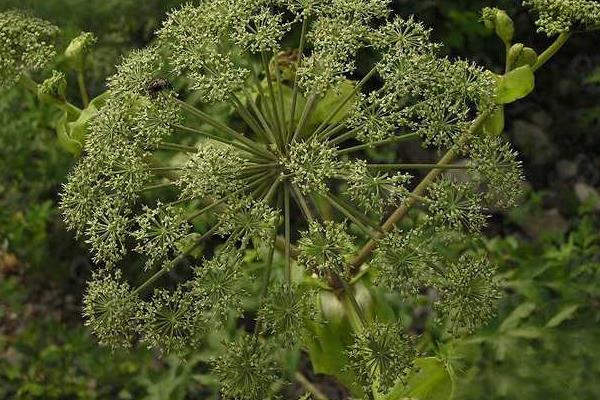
[0,10,59,88]
[59,0,544,397]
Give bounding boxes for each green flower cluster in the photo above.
[524,0,600,35]
[54,0,554,397]
[0,10,59,88]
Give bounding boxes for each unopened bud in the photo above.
[64,32,97,71]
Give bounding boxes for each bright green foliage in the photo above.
[455,216,600,399]
[524,0,600,35]
[0,10,59,88]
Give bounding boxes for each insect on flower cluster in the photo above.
[3,0,599,398]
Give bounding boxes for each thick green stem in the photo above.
[291,94,318,143]
[262,51,284,145]
[241,87,279,145]
[77,70,89,107]
[294,372,328,400]
[323,192,381,238]
[230,94,268,141]
[176,98,275,160]
[532,32,571,72]
[186,173,272,221]
[289,183,314,222]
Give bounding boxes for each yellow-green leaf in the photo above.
[495,66,535,104]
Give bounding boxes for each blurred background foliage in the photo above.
[0,0,599,398]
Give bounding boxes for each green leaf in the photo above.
[309,79,356,125]
[495,66,535,104]
[56,111,83,155]
[305,291,364,397]
[545,304,579,328]
[382,358,454,400]
[55,92,107,155]
[499,302,536,332]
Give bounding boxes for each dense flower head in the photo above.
[343,160,411,215]
[426,177,488,232]
[258,283,318,347]
[84,200,131,266]
[132,202,191,270]
[0,10,59,88]
[177,143,245,200]
[467,136,525,209]
[213,334,279,400]
[140,287,201,354]
[56,0,539,390]
[38,70,67,100]
[189,250,247,324]
[285,138,342,194]
[217,196,280,246]
[372,228,437,295]
[436,253,501,335]
[297,220,355,279]
[83,270,141,349]
[524,0,600,36]
[347,320,417,393]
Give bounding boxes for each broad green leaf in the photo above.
[305,291,364,397]
[499,302,536,332]
[495,66,535,104]
[382,358,454,400]
[55,92,107,155]
[56,111,83,155]
[545,304,579,328]
[309,79,356,126]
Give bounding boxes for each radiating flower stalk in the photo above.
[3,1,598,398]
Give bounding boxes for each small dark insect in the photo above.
[146,78,172,97]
